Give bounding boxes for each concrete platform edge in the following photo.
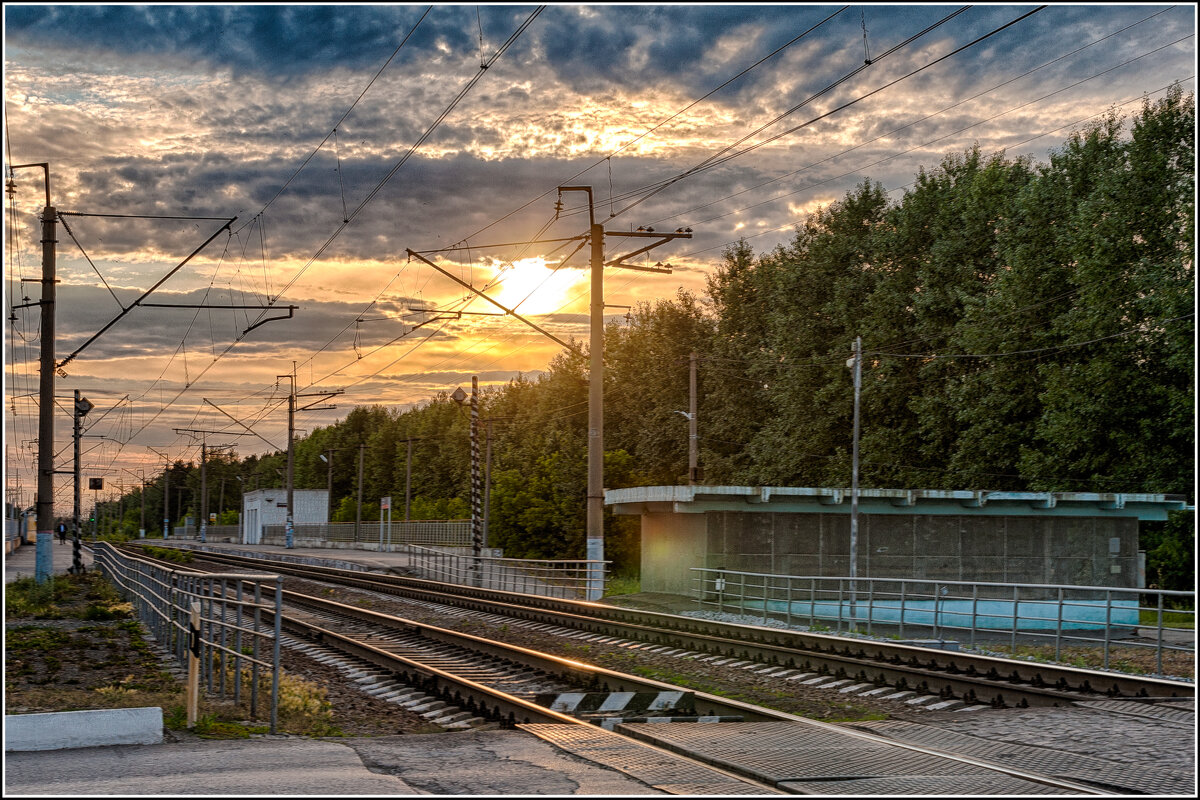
[5,707,163,751]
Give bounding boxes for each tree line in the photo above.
[93,88,1193,585]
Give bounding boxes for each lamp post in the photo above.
[846,335,863,629]
[319,448,345,525]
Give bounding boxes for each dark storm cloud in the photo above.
[1,5,906,101]
[19,284,438,368]
[4,4,473,81]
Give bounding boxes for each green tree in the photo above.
[1022,88,1194,494]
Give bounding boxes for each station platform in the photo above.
[3,536,93,584]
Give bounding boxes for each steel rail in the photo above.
[125,545,1190,707]
[233,566,1111,796]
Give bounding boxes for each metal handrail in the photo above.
[92,542,283,731]
[691,567,1194,678]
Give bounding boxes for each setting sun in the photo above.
[487,257,585,316]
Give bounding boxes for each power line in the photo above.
[232,6,433,236]
[648,7,1181,231]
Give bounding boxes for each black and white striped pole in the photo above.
[470,377,483,582]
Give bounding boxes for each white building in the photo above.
[242,489,329,544]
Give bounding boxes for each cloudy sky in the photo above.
[3,3,1195,512]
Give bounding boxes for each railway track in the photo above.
[114,543,1193,795]
[134,543,1191,710]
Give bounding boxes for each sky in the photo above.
[3,3,1196,515]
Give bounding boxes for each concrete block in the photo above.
[5,707,163,751]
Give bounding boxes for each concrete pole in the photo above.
[285,386,295,549]
[163,459,170,539]
[688,351,699,485]
[404,439,413,523]
[355,443,364,541]
[325,450,334,523]
[140,473,147,538]
[200,442,208,543]
[35,201,57,583]
[483,420,493,549]
[587,219,605,600]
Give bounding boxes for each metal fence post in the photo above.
[971,584,978,649]
[786,579,793,627]
[218,578,228,698]
[1011,585,1019,655]
[1156,592,1164,676]
[809,578,816,628]
[251,581,261,719]
[840,578,849,633]
[1055,586,1064,662]
[271,576,282,735]
[866,580,875,635]
[1103,589,1112,670]
[235,580,244,705]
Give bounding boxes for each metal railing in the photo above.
[261,520,471,548]
[169,524,239,541]
[692,568,1195,677]
[93,542,284,731]
[398,543,608,600]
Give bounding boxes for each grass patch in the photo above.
[139,545,195,565]
[5,569,343,738]
[603,576,641,597]
[1140,609,1195,629]
[5,576,77,618]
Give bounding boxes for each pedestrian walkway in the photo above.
[3,536,93,584]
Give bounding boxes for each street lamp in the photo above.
[846,336,862,629]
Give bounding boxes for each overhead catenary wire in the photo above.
[246,6,547,330]
[232,6,433,237]
[449,6,848,245]
[11,7,1190,506]
[92,7,545,454]
[593,5,983,221]
[647,6,1182,231]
